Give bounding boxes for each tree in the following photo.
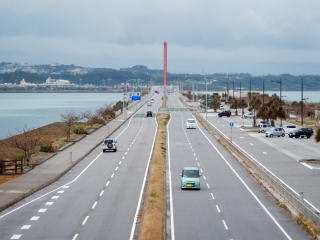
[97,105,116,120]
[209,99,220,112]
[5,126,41,165]
[239,99,248,116]
[230,98,239,116]
[61,112,80,142]
[249,96,261,127]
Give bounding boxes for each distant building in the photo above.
[19,79,36,86]
[41,77,74,87]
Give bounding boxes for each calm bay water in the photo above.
[263,91,320,102]
[0,93,122,140]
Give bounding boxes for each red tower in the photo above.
[163,41,167,89]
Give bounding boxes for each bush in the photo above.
[71,125,88,135]
[40,145,55,152]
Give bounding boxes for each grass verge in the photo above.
[139,113,169,240]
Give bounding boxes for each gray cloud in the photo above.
[1,0,320,74]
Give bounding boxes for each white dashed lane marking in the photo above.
[82,216,89,226]
[249,143,254,146]
[105,181,110,187]
[124,152,128,155]
[216,205,221,213]
[51,195,59,200]
[45,202,53,206]
[206,183,211,189]
[72,233,79,240]
[222,220,229,230]
[203,175,207,180]
[119,161,122,165]
[262,152,267,155]
[57,190,64,194]
[115,167,119,171]
[30,216,40,221]
[38,208,47,213]
[111,173,115,178]
[210,193,215,200]
[122,156,125,160]
[10,234,22,239]
[91,201,98,209]
[99,190,104,197]
[21,225,31,230]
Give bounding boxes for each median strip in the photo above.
[139,113,170,240]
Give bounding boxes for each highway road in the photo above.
[0,94,161,240]
[167,93,308,240]
[199,110,320,214]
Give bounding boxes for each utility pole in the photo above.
[249,79,252,101]
[205,76,208,120]
[232,79,235,99]
[262,79,265,105]
[301,78,304,126]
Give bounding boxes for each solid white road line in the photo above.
[30,216,40,221]
[21,225,31,230]
[91,201,98,209]
[129,112,159,240]
[82,216,89,226]
[197,123,293,240]
[10,235,22,239]
[72,233,79,240]
[38,208,47,213]
[167,116,175,240]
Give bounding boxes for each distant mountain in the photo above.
[0,62,319,90]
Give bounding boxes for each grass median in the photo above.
[139,113,169,240]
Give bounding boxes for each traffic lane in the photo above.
[0,115,144,240]
[206,114,320,210]
[181,113,308,240]
[169,111,230,240]
[77,116,157,240]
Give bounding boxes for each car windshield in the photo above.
[187,120,195,123]
[182,169,200,178]
[104,140,113,144]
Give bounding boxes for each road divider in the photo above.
[138,113,170,240]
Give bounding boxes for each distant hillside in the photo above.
[0,62,319,90]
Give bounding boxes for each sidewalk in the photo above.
[0,96,149,212]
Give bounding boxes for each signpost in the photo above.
[229,122,234,142]
[128,92,141,101]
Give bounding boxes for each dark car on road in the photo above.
[288,127,314,138]
[218,110,231,117]
[146,111,153,117]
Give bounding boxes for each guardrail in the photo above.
[180,97,320,227]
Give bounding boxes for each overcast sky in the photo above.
[1,0,320,75]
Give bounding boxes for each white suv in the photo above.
[186,119,197,129]
[102,139,117,152]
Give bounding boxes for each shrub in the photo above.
[71,125,88,135]
[40,145,55,152]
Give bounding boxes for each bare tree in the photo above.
[97,105,115,120]
[5,126,41,165]
[61,112,80,142]
[82,111,105,125]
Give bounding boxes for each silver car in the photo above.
[265,127,285,137]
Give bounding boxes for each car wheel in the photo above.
[282,134,285,137]
[114,149,117,152]
[102,150,105,152]
[270,134,273,137]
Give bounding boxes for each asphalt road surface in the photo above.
[167,93,308,240]
[0,94,161,240]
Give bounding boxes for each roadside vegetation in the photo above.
[0,100,126,181]
[139,113,169,240]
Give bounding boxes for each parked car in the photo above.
[146,111,153,117]
[180,167,201,190]
[150,99,155,103]
[102,139,117,152]
[186,118,197,129]
[147,101,152,107]
[283,124,297,134]
[218,110,231,117]
[265,127,285,137]
[257,120,267,127]
[288,127,314,138]
[258,124,272,133]
[243,112,255,119]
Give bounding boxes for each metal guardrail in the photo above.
[179,97,320,227]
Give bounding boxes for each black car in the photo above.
[218,110,231,117]
[288,127,314,138]
[146,111,153,117]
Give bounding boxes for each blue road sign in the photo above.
[229,122,234,127]
[128,92,141,101]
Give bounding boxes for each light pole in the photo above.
[301,78,309,126]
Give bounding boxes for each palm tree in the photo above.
[239,99,248,116]
[248,96,261,127]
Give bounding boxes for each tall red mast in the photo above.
[163,41,167,89]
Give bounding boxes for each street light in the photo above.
[301,78,309,126]
[205,79,216,120]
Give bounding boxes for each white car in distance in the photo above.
[186,119,197,129]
